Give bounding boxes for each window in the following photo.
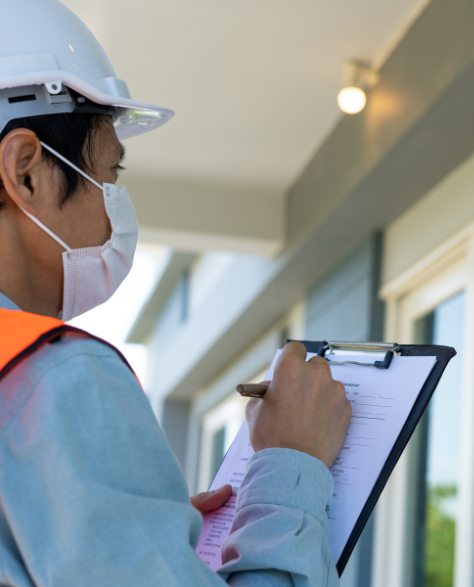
[197,367,268,492]
[413,293,465,587]
[198,393,249,492]
[375,252,472,587]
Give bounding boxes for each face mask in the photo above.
[18,142,139,322]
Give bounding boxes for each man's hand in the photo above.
[246,342,352,469]
[191,484,233,514]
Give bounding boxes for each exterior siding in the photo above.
[306,234,384,343]
[305,233,384,587]
[150,275,188,355]
[147,275,191,469]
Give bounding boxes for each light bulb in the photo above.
[337,86,367,114]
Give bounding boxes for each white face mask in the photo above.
[18,141,139,322]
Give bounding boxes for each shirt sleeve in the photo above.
[219,450,340,587]
[0,339,339,587]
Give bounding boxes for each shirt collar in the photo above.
[0,292,21,311]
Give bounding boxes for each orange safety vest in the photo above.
[0,308,139,385]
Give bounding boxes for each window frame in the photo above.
[375,232,474,587]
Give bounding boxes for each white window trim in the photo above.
[374,226,474,587]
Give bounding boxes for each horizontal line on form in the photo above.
[355,403,391,408]
[351,415,385,421]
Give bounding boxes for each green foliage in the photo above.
[424,484,457,587]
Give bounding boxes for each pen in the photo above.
[236,383,269,398]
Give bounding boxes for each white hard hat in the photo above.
[0,0,174,140]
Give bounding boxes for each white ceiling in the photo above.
[63,0,429,194]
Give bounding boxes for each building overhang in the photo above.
[130,0,474,399]
[127,249,197,344]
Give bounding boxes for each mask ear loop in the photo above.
[19,207,73,253]
[16,142,105,253]
[40,142,104,192]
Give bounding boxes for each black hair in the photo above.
[0,112,108,212]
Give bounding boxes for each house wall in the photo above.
[305,233,384,587]
[383,149,474,290]
[374,148,474,587]
[147,274,191,466]
[129,3,474,582]
[306,234,384,344]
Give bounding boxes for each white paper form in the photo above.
[195,421,255,570]
[196,350,437,569]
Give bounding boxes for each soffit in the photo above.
[62,0,429,193]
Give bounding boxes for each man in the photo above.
[0,1,352,586]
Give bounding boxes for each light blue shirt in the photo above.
[0,293,339,587]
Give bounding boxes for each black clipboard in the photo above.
[294,339,456,576]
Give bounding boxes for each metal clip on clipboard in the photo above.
[318,341,401,369]
[236,341,402,398]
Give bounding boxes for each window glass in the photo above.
[198,368,267,492]
[414,291,464,587]
[210,427,226,482]
[199,393,249,491]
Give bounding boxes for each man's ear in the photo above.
[0,129,45,214]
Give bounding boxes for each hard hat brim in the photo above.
[113,104,174,141]
[61,71,175,140]
[0,68,175,140]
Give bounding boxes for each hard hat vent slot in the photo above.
[8,95,37,104]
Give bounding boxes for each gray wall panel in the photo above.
[161,399,190,473]
[148,275,190,462]
[306,240,373,323]
[150,276,187,354]
[305,233,383,587]
[307,278,371,343]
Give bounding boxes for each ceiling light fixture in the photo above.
[337,60,379,115]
